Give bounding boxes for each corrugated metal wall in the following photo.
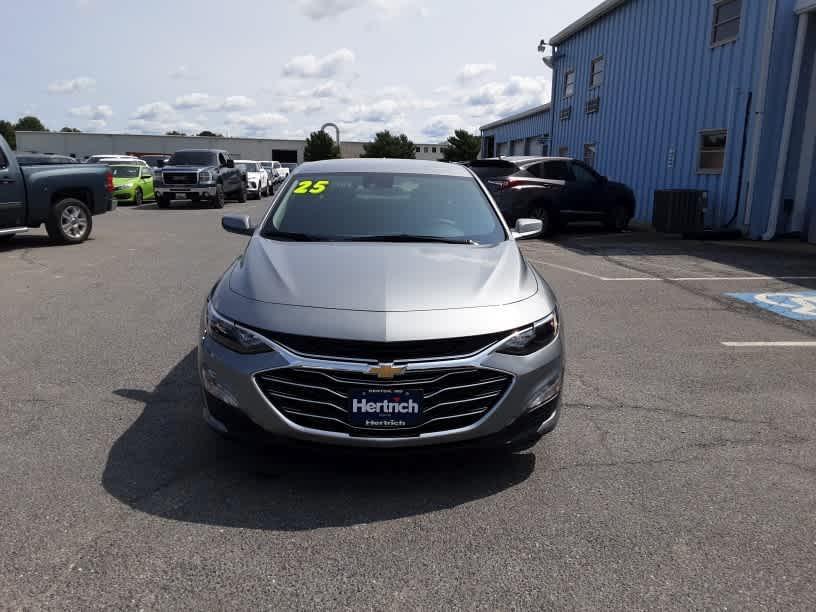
[481,109,551,153]
[549,0,773,227]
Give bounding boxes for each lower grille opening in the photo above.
[255,367,512,438]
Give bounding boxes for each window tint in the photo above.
[590,57,604,88]
[571,163,598,184]
[468,162,519,180]
[712,0,741,45]
[537,161,571,181]
[266,173,506,244]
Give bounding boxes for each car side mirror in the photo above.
[512,218,543,240]
[222,214,255,236]
[226,159,235,168]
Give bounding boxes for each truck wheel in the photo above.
[134,188,143,206]
[236,184,247,203]
[46,198,93,244]
[157,195,172,209]
[604,204,629,232]
[212,185,225,209]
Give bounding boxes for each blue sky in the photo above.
[1,0,598,142]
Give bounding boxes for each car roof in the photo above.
[234,159,259,163]
[295,158,472,177]
[478,156,574,164]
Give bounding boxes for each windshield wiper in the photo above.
[261,231,330,242]
[342,234,478,245]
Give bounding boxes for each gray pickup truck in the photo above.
[155,149,246,209]
[0,136,114,245]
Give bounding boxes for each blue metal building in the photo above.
[479,104,551,158]
[482,0,816,240]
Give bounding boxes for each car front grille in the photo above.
[162,172,198,185]
[253,330,510,362]
[255,367,513,437]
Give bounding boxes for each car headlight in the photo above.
[205,301,272,354]
[496,312,558,355]
[199,170,213,183]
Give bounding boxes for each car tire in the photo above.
[134,188,143,207]
[157,195,172,209]
[212,184,225,209]
[604,204,629,232]
[529,206,552,236]
[45,198,93,244]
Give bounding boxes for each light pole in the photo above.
[320,122,340,157]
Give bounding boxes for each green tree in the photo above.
[441,129,482,162]
[361,130,416,159]
[165,130,186,136]
[0,120,15,149]
[60,126,81,133]
[303,130,340,161]
[15,115,47,132]
[197,130,222,137]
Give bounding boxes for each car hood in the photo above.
[112,177,138,186]
[228,239,538,312]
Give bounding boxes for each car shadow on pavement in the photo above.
[103,350,535,531]
[0,233,95,251]
[132,200,250,211]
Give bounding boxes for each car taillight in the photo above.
[105,171,114,193]
[488,178,523,191]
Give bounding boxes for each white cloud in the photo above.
[296,0,427,20]
[462,75,550,118]
[85,119,108,131]
[215,96,256,111]
[69,104,113,120]
[173,93,211,110]
[422,114,462,140]
[132,101,175,121]
[280,99,324,114]
[169,65,196,80]
[283,48,355,78]
[457,63,496,83]
[48,77,96,94]
[297,0,360,19]
[227,112,288,136]
[342,99,402,124]
[296,80,354,102]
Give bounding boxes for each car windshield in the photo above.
[168,151,217,166]
[263,172,506,244]
[237,162,260,172]
[110,165,141,178]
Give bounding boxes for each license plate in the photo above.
[349,389,423,428]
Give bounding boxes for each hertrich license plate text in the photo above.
[349,389,423,428]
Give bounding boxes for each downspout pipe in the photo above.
[763,12,810,240]
[743,0,778,229]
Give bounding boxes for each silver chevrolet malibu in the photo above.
[198,158,563,452]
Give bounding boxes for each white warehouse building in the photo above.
[14,131,447,163]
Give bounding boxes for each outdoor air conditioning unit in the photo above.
[652,190,708,236]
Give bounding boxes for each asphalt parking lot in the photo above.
[2,203,816,609]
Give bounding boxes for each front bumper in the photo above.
[197,328,564,449]
[155,185,217,198]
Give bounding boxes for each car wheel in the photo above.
[529,206,551,236]
[157,195,172,209]
[605,204,629,232]
[213,184,225,209]
[46,198,93,244]
[134,188,143,207]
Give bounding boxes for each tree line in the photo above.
[2,114,482,162]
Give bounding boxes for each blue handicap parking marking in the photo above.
[727,291,816,321]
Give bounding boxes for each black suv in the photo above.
[155,149,245,209]
[466,157,635,234]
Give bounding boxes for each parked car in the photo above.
[260,161,285,185]
[155,149,245,209]
[280,162,297,179]
[465,157,635,233]
[110,164,155,205]
[201,158,563,452]
[235,160,269,199]
[84,154,136,164]
[138,154,170,168]
[15,153,78,166]
[0,135,114,245]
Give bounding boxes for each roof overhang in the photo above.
[795,0,816,13]
[550,0,630,45]
[479,103,552,132]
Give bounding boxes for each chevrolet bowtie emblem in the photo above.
[367,363,406,379]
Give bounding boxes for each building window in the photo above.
[711,0,741,46]
[583,143,597,167]
[564,69,575,98]
[432,147,437,153]
[698,129,727,173]
[590,56,604,88]
[415,147,420,152]
[558,146,569,157]
[424,147,429,153]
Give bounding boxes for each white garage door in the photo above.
[510,139,525,155]
[496,142,508,157]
